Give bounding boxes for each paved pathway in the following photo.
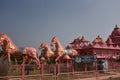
[74,72,120,80]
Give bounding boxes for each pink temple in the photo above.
[69,25,120,60]
[68,25,120,71]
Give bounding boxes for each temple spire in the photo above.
[114,24,119,30]
[96,35,102,40]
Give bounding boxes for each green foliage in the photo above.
[46,57,56,64]
[116,59,120,62]
[0,50,4,57]
[11,51,23,64]
[0,49,24,64]
[40,49,46,57]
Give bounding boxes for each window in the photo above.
[103,51,108,54]
[95,50,101,54]
[109,51,114,56]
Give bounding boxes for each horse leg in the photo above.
[34,52,41,69]
[1,53,7,60]
[34,56,40,65]
[22,56,26,64]
[7,53,11,65]
[55,56,61,62]
[28,58,32,64]
[35,57,41,69]
[36,58,40,65]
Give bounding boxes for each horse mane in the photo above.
[41,43,47,46]
[41,43,52,50]
[3,33,14,44]
[52,36,64,49]
[52,36,56,40]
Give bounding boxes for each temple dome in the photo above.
[111,24,120,37]
[93,35,105,44]
[109,24,120,46]
[106,36,114,45]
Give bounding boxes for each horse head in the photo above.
[0,33,11,51]
[39,43,55,60]
[0,33,15,48]
[39,43,46,50]
[0,33,6,46]
[51,36,57,46]
[22,47,40,69]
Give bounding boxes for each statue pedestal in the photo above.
[0,57,10,80]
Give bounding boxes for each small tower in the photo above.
[110,24,120,46]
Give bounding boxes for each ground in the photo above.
[5,71,120,80]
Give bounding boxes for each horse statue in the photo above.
[20,47,40,67]
[39,43,55,61]
[51,36,78,62]
[0,33,40,68]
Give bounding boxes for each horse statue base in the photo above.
[0,56,10,79]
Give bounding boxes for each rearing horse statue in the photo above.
[0,33,40,68]
[51,36,78,62]
[39,43,55,61]
[0,33,18,64]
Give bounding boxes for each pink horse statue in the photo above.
[0,33,40,67]
[21,47,40,67]
[51,36,78,62]
[39,43,55,61]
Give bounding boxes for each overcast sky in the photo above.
[0,0,120,53]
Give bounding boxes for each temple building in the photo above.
[68,25,120,71]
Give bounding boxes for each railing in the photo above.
[0,63,120,80]
[0,69,120,80]
[57,70,120,80]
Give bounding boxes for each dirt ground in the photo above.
[0,71,120,80]
[74,72,120,80]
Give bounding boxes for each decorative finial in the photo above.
[114,24,119,30]
[116,24,118,28]
[81,36,84,39]
[97,35,101,38]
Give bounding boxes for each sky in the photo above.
[1,0,120,54]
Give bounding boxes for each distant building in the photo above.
[68,24,120,71]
